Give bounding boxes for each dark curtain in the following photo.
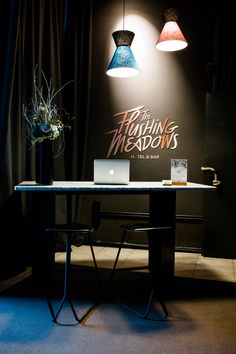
[0,0,93,279]
[206,0,236,94]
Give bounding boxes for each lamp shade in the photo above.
[156,8,188,52]
[106,30,141,78]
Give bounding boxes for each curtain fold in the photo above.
[207,0,236,94]
[0,0,93,278]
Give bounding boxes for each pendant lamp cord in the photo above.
[123,0,125,30]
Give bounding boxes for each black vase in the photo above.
[35,140,53,185]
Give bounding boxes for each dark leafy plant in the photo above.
[23,67,73,156]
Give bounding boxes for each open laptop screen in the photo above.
[93,159,130,185]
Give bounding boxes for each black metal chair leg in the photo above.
[87,232,102,297]
[116,288,154,319]
[109,227,169,320]
[47,232,101,325]
[47,234,80,324]
[159,298,168,317]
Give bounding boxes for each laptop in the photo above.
[93,159,130,185]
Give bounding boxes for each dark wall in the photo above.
[81,0,211,249]
[86,0,205,181]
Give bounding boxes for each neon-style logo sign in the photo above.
[103,105,179,158]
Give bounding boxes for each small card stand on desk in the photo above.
[171,159,187,185]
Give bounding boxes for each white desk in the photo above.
[15,181,215,288]
[15,180,214,192]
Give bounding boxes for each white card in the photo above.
[171,159,187,185]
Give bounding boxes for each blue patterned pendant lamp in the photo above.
[106,1,141,77]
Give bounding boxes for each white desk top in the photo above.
[14,181,216,192]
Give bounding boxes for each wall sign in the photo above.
[103,105,179,158]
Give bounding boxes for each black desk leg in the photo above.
[148,191,176,289]
[31,192,55,290]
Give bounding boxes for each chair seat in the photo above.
[120,223,171,232]
[46,223,93,233]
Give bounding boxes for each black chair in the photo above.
[45,200,102,325]
[109,222,172,319]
